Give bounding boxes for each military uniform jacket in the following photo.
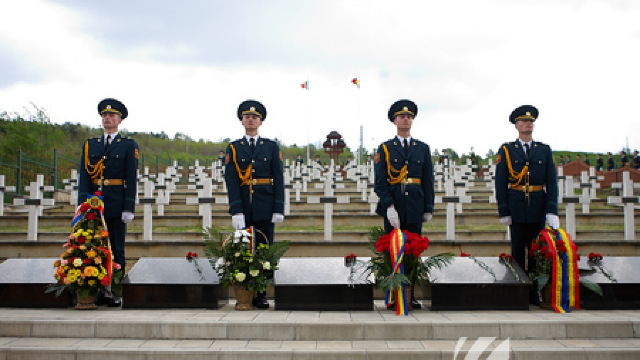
[374,138,434,224]
[607,158,615,170]
[495,140,558,224]
[634,156,640,169]
[78,134,139,218]
[225,137,284,222]
[596,158,604,170]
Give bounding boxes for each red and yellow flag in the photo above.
[351,78,360,88]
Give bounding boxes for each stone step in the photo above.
[0,304,639,359]
[1,338,638,359]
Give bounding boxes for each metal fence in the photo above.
[1,150,217,197]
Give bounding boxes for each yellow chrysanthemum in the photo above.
[97,273,105,280]
[82,232,88,237]
[86,250,97,259]
[88,280,96,286]
[78,279,84,286]
[94,257,102,265]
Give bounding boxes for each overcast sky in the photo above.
[1,0,639,157]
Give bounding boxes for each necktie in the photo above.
[403,138,408,156]
[250,137,256,153]
[524,143,529,157]
[105,135,111,151]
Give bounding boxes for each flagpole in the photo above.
[357,77,361,166]
[306,79,310,163]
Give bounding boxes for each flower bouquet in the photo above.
[46,191,122,309]
[529,227,602,313]
[204,227,290,309]
[366,227,453,315]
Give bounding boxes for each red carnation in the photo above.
[77,236,86,244]
[100,277,110,286]
[461,252,471,257]
[531,243,539,251]
[87,212,96,220]
[545,252,553,260]
[79,203,91,212]
[83,258,91,264]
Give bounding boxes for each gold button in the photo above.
[103,180,110,186]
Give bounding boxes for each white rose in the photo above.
[215,258,224,268]
[263,262,271,270]
[235,252,241,257]
[218,268,224,274]
[248,258,253,263]
[249,269,259,277]
[235,272,246,282]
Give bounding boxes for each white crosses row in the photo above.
[12,175,55,241]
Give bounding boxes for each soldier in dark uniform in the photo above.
[495,105,559,304]
[607,152,615,171]
[78,98,138,307]
[620,151,629,168]
[558,155,564,166]
[583,154,590,166]
[296,154,304,166]
[218,150,225,163]
[633,150,640,170]
[596,153,604,171]
[225,100,284,309]
[374,99,434,309]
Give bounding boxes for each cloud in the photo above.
[1,0,640,157]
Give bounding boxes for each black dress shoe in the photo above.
[107,296,122,307]
[94,295,109,306]
[410,298,422,309]
[252,293,269,309]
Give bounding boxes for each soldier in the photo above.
[296,154,304,166]
[218,150,225,163]
[495,105,559,304]
[633,150,640,170]
[225,100,285,309]
[558,155,564,166]
[78,98,138,307]
[620,151,629,168]
[607,152,615,171]
[583,154,590,166]
[374,99,434,310]
[596,153,604,171]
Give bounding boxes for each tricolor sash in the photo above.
[540,228,579,313]
[385,229,408,316]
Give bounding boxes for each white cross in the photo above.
[435,177,471,240]
[138,180,156,240]
[608,171,640,240]
[186,178,227,231]
[62,169,79,206]
[0,175,16,217]
[561,176,581,239]
[13,175,55,241]
[307,168,349,241]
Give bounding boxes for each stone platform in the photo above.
[0,303,639,359]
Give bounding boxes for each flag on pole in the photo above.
[351,78,360,88]
[301,81,309,90]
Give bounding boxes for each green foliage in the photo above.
[203,227,290,292]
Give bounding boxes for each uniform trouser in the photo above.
[383,217,422,236]
[105,217,127,270]
[510,221,545,273]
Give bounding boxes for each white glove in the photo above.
[546,214,560,229]
[271,213,284,224]
[121,211,134,224]
[232,213,246,230]
[386,206,400,229]
[423,213,433,222]
[499,216,512,226]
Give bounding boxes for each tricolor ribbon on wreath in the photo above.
[540,228,580,313]
[385,229,409,316]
